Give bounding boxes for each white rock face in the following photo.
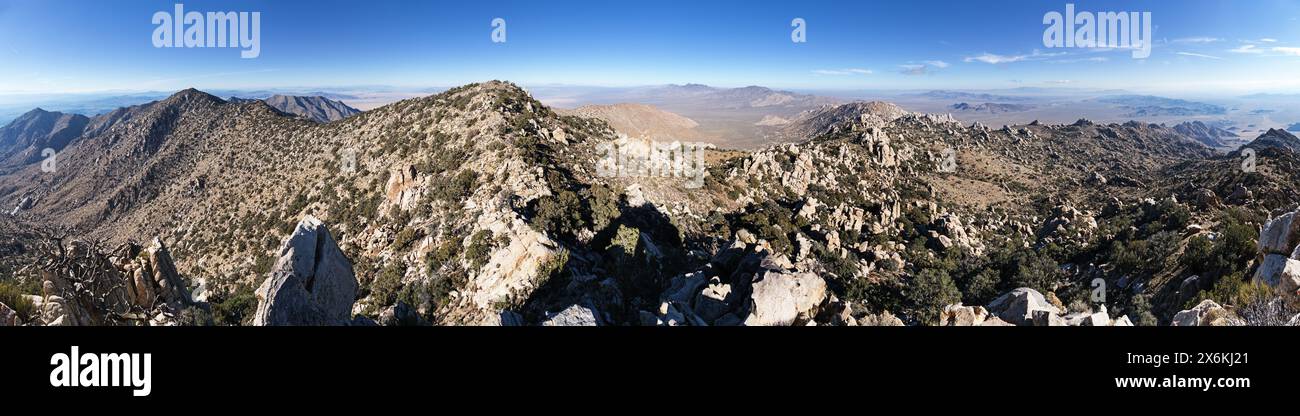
[253,215,358,326]
[986,287,1061,326]
[1252,207,1300,300]
[1258,210,1299,255]
[743,270,826,326]
[453,211,560,324]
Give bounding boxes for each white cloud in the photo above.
[964,50,1067,64]
[1274,47,1300,56]
[1176,52,1222,60]
[1049,57,1109,63]
[1173,37,1222,43]
[1260,38,1279,43]
[812,68,873,75]
[1047,80,1073,84]
[1229,44,1263,54]
[923,60,950,68]
[964,53,1026,64]
[898,64,927,75]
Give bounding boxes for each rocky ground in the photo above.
[2,81,1299,326]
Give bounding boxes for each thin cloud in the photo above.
[899,64,928,75]
[964,50,1065,64]
[964,53,1026,64]
[923,60,950,68]
[1259,38,1279,43]
[812,68,873,75]
[1229,44,1263,54]
[1176,52,1222,60]
[1274,47,1300,56]
[1049,57,1109,63]
[1173,37,1222,43]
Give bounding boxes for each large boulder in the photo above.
[542,304,600,326]
[742,269,826,326]
[1171,299,1242,326]
[0,302,21,326]
[1252,207,1300,299]
[940,303,988,326]
[253,216,358,326]
[986,287,1061,326]
[1257,209,1299,255]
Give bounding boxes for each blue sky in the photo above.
[1,0,1298,94]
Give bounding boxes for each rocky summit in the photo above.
[2,80,1300,326]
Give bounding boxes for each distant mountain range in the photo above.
[915,90,1029,102]
[627,84,840,110]
[1171,121,1239,149]
[229,95,361,123]
[556,103,706,141]
[949,102,1034,114]
[1096,95,1227,117]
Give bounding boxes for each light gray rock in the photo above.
[940,303,988,326]
[1079,309,1111,326]
[1254,254,1291,287]
[0,302,20,326]
[1258,209,1299,255]
[1032,309,1067,326]
[1171,299,1241,326]
[542,304,600,326]
[858,310,905,326]
[742,270,827,326]
[253,215,359,326]
[986,287,1061,326]
[694,278,733,322]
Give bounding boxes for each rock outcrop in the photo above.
[743,269,827,326]
[1171,299,1242,326]
[986,287,1061,326]
[644,241,827,326]
[0,302,21,326]
[1252,207,1300,299]
[542,304,601,326]
[253,216,359,326]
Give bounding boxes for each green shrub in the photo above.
[371,261,407,306]
[465,231,493,270]
[211,285,257,326]
[962,268,1001,305]
[0,280,36,320]
[1009,250,1060,294]
[392,227,420,249]
[906,269,961,325]
[533,190,585,238]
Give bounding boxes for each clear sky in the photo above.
[1,0,1298,94]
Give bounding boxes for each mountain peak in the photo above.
[1245,127,1300,154]
[165,88,223,103]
